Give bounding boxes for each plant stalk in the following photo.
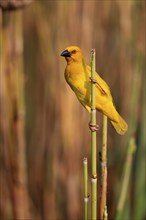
[83,158,88,220]
[90,49,97,220]
[115,137,136,220]
[100,115,108,220]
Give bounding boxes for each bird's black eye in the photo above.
[72,50,76,54]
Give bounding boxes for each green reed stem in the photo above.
[115,137,136,220]
[90,49,97,220]
[100,115,108,220]
[103,206,108,220]
[83,158,88,220]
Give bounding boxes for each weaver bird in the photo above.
[61,46,128,135]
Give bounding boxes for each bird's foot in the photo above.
[89,76,97,84]
[88,122,99,132]
[89,77,107,95]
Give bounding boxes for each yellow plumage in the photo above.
[61,46,128,135]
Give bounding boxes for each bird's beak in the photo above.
[60,50,71,57]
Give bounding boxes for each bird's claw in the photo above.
[89,77,97,84]
[88,122,99,132]
[89,77,107,95]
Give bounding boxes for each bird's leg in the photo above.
[88,122,99,132]
[89,77,107,95]
[89,76,97,84]
[89,109,99,132]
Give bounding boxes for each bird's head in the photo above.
[60,46,83,63]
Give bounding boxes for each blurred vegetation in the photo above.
[0,1,145,220]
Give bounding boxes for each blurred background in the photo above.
[0,1,145,220]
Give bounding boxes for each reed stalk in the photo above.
[83,158,88,220]
[100,115,108,220]
[1,10,30,219]
[103,206,108,220]
[14,11,30,219]
[90,49,97,220]
[115,137,136,220]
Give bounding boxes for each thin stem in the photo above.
[103,206,108,220]
[115,137,136,220]
[90,49,97,220]
[83,158,88,220]
[14,11,30,219]
[100,115,108,220]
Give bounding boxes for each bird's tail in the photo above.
[111,114,128,135]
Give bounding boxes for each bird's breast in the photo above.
[65,65,86,90]
[65,64,91,103]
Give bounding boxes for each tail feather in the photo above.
[111,115,128,135]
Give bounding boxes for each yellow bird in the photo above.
[61,46,128,135]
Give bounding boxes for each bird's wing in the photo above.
[87,65,112,99]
